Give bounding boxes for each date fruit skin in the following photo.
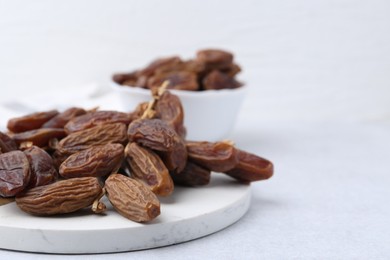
[15,177,102,215]
[170,161,211,187]
[105,173,161,222]
[12,128,66,148]
[148,71,198,91]
[64,110,132,134]
[225,149,274,182]
[128,118,181,152]
[42,107,87,129]
[0,151,31,197]
[59,143,124,178]
[202,70,242,90]
[0,131,18,153]
[186,141,238,172]
[57,123,128,156]
[196,49,233,71]
[125,142,173,196]
[7,110,59,133]
[23,146,58,188]
[157,137,187,173]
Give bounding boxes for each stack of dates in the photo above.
[0,85,273,223]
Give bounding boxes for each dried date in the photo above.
[202,70,242,90]
[105,173,161,222]
[147,71,198,91]
[23,146,58,188]
[64,110,132,134]
[225,149,274,182]
[186,141,238,172]
[125,142,173,196]
[0,151,31,197]
[7,110,58,133]
[15,177,102,215]
[0,131,18,153]
[59,143,124,178]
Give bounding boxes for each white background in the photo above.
[1,0,390,259]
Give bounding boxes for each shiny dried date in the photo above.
[7,110,59,133]
[186,141,238,172]
[23,146,58,188]
[225,149,274,182]
[0,150,31,197]
[42,107,87,129]
[12,128,66,148]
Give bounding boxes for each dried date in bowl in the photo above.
[110,82,247,141]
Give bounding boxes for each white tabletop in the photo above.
[1,1,390,259]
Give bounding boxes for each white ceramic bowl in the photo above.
[110,82,247,141]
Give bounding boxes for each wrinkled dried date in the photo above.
[170,161,211,187]
[0,151,31,197]
[23,146,57,188]
[59,143,124,178]
[7,110,59,133]
[42,107,87,129]
[203,70,242,90]
[128,118,181,152]
[148,71,198,91]
[225,149,274,182]
[56,123,128,156]
[105,173,160,222]
[12,128,66,148]
[64,110,132,134]
[125,142,174,196]
[186,141,238,172]
[15,177,102,215]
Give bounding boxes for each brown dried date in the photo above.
[105,173,161,222]
[7,110,59,133]
[42,107,87,129]
[170,161,211,187]
[157,137,187,173]
[56,123,127,156]
[186,141,238,172]
[64,110,132,134]
[128,118,181,152]
[12,128,66,149]
[59,143,124,178]
[15,177,102,215]
[0,150,31,197]
[0,131,18,153]
[125,142,173,196]
[225,149,274,182]
[202,70,242,90]
[196,49,234,71]
[23,146,58,188]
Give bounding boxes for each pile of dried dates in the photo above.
[113,48,243,91]
[0,84,273,223]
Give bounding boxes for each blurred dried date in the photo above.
[12,128,66,148]
[128,118,181,152]
[57,123,127,156]
[140,56,182,78]
[0,131,18,153]
[23,146,57,188]
[113,71,139,86]
[42,107,87,129]
[59,143,124,178]
[15,177,102,215]
[64,110,132,134]
[7,110,59,133]
[196,49,233,71]
[203,70,242,90]
[105,173,161,222]
[220,63,242,77]
[147,71,198,91]
[186,141,238,172]
[225,149,274,182]
[0,151,31,197]
[170,161,211,187]
[125,142,174,196]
